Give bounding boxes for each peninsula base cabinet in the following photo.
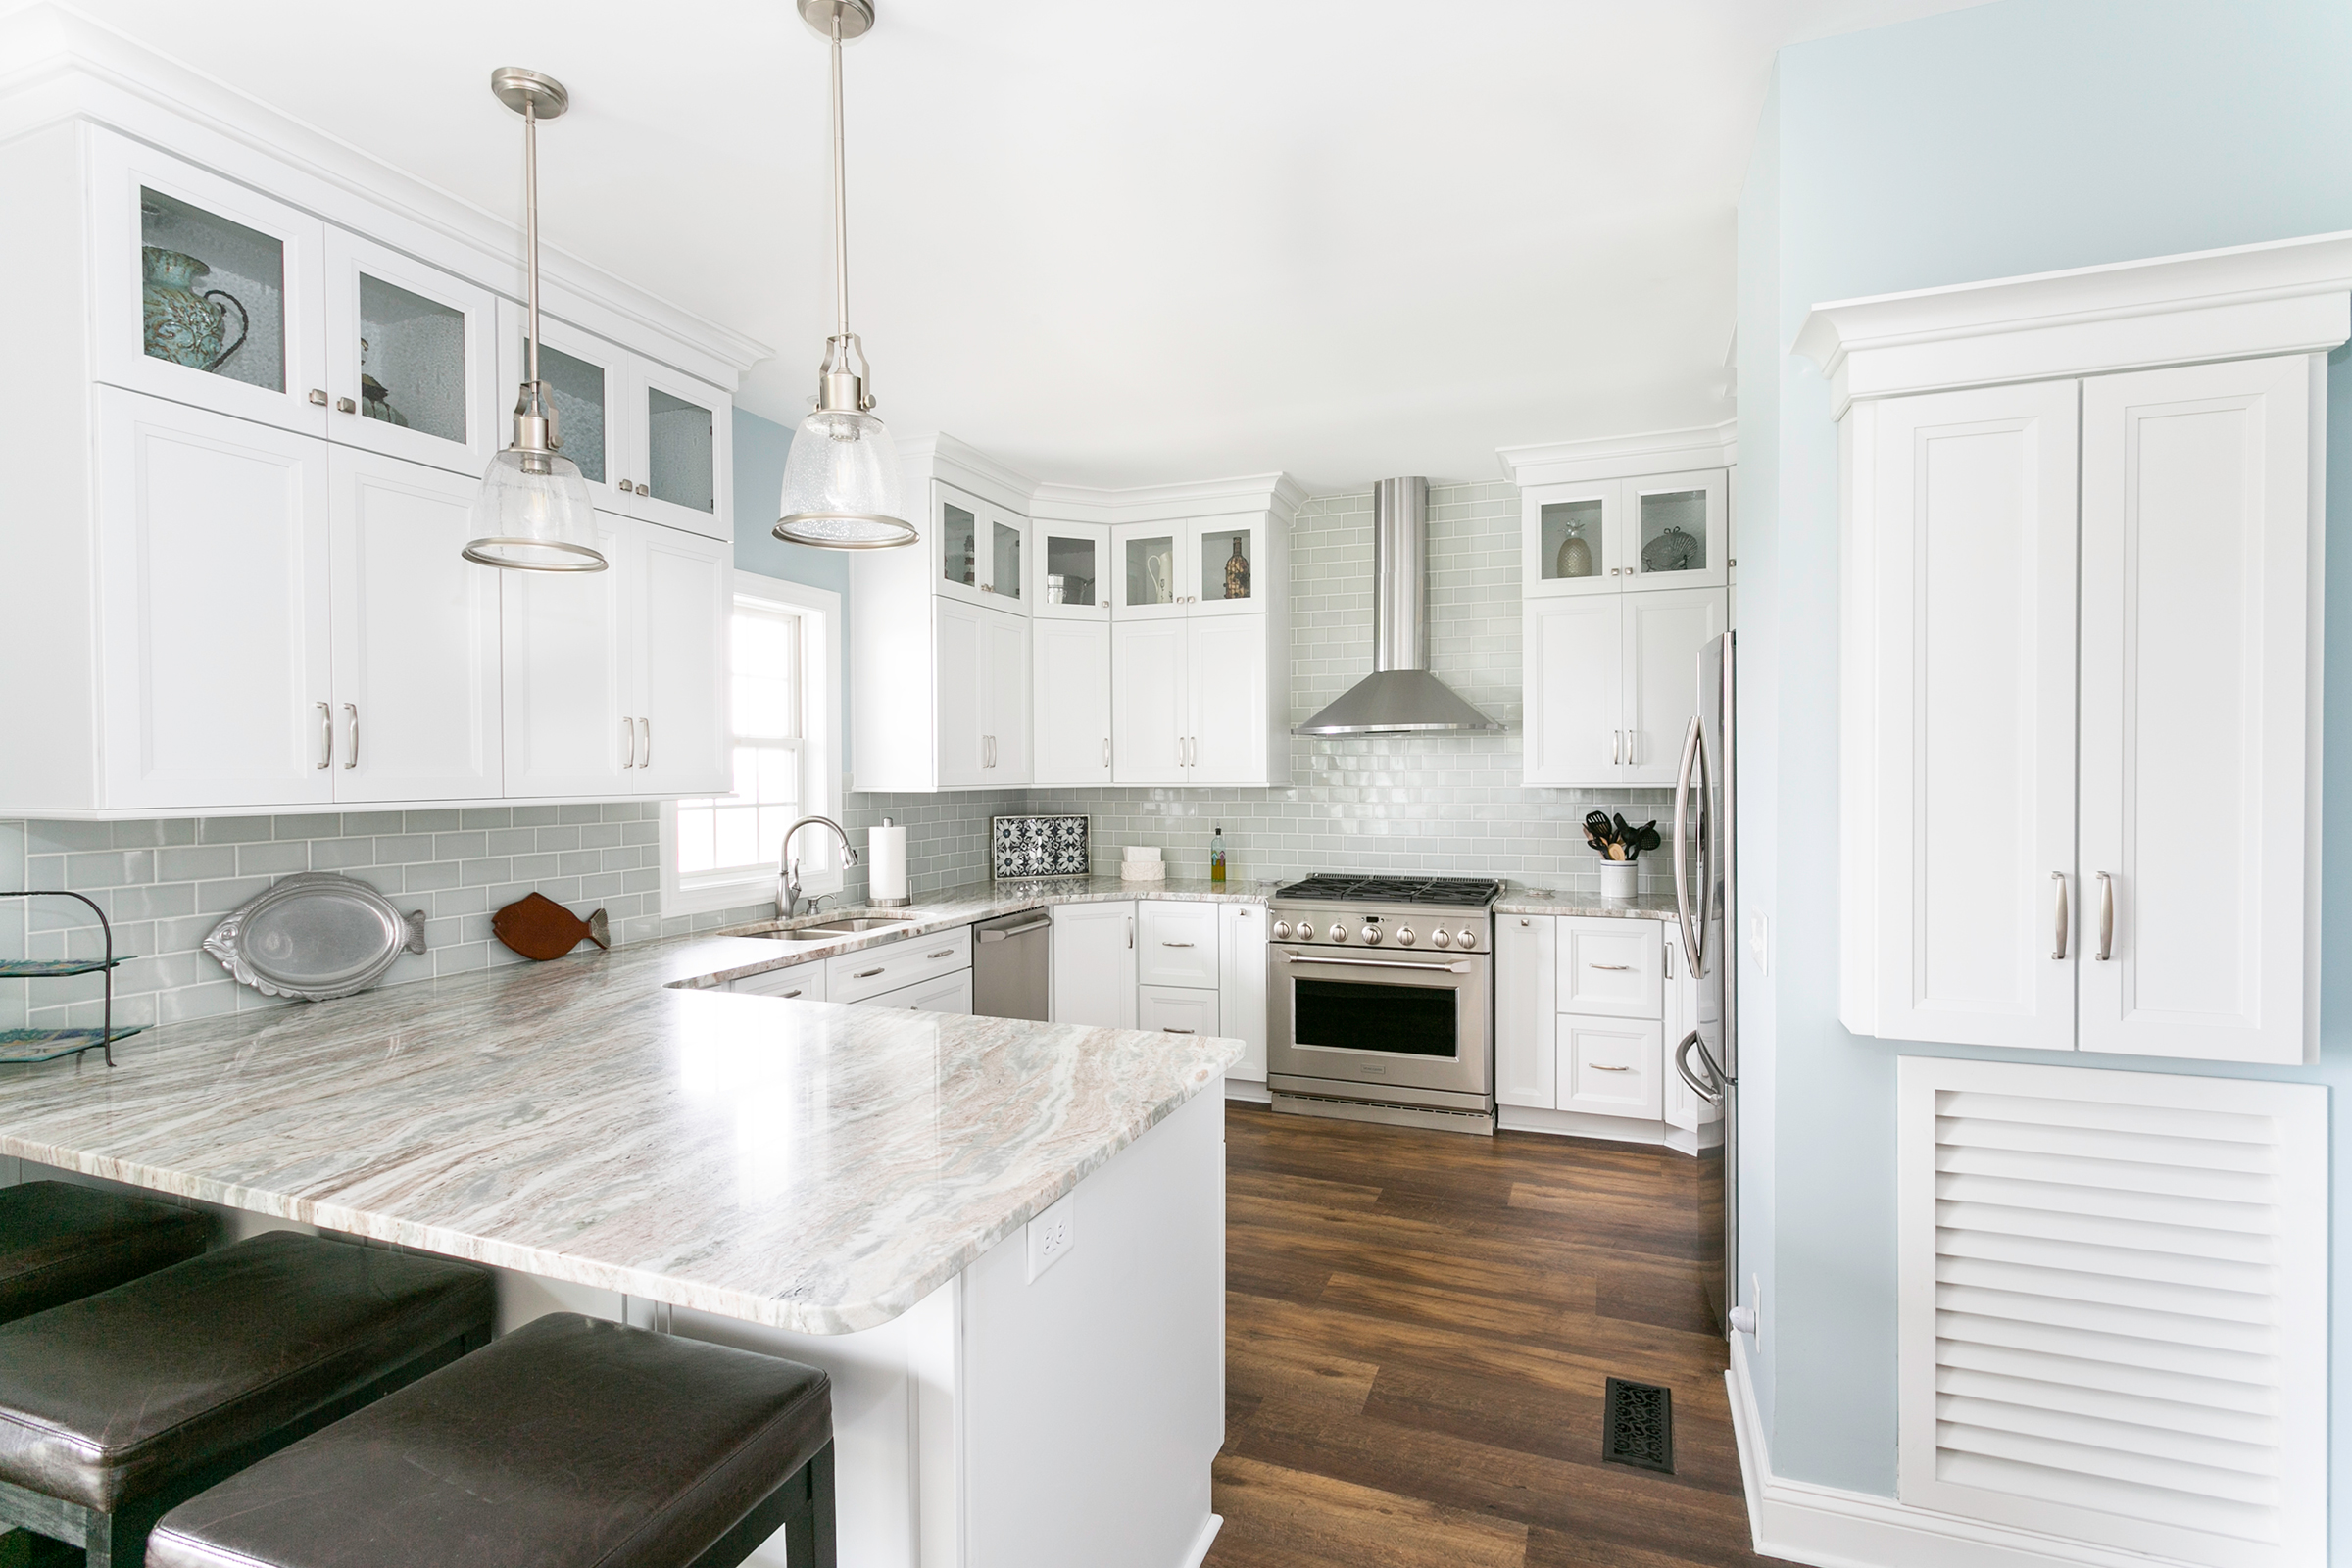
[1496,912,1698,1150]
[1050,902,1138,1029]
[1051,899,1268,1071]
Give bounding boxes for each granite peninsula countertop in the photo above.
[1494,886,1684,920]
[0,896,1246,1335]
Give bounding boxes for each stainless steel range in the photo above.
[1266,874,1503,1135]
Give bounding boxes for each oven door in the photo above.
[1267,944,1492,1105]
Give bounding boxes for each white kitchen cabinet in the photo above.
[1524,586,1724,788]
[867,968,975,1015]
[1138,901,1221,988]
[1522,469,1727,599]
[1111,619,1188,784]
[935,599,1030,787]
[631,521,732,797]
[323,226,501,476]
[828,927,973,1004]
[1494,913,1556,1110]
[1139,985,1219,1037]
[1621,588,1726,784]
[500,510,633,799]
[1031,519,1108,620]
[1112,514,1267,619]
[1219,904,1269,1083]
[1557,1016,1664,1119]
[1112,617,1281,787]
[935,481,1030,613]
[1559,917,1663,1018]
[94,389,333,809]
[1051,902,1138,1028]
[326,446,502,803]
[1661,920,1709,1138]
[1033,619,1112,785]
[731,963,826,1001]
[1840,356,2318,1064]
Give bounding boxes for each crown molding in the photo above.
[1496,420,1737,487]
[1794,230,2352,416]
[0,4,772,388]
[897,432,1042,515]
[1028,471,1309,524]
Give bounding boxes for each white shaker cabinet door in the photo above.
[500,509,633,798]
[634,521,731,797]
[2078,356,2316,1064]
[96,389,333,809]
[1112,618,1188,784]
[1494,913,1556,1109]
[1138,899,1220,988]
[1051,901,1137,1028]
[1558,1016,1664,1119]
[326,447,501,802]
[1187,615,1267,785]
[1849,381,2080,1052]
[934,598,987,788]
[1620,586,1725,785]
[1523,596,1622,785]
[1032,618,1112,785]
[981,608,1031,785]
[1220,904,1269,1082]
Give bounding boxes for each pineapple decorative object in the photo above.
[1554,521,1593,578]
[1223,537,1250,600]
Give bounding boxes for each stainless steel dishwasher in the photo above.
[973,909,1051,1020]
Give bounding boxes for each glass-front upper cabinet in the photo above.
[1031,521,1108,620]
[496,300,628,513]
[1521,470,1727,597]
[1522,481,1621,598]
[933,481,1028,612]
[323,229,498,475]
[1189,514,1261,617]
[1113,521,1184,620]
[1627,469,1728,590]
[619,360,731,544]
[93,129,327,436]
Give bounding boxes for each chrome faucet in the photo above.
[779,816,860,919]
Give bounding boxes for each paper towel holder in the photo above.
[868,815,912,907]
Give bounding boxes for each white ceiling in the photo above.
[32,0,1983,491]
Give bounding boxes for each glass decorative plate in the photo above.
[203,873,426,1001]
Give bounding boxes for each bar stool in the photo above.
[0,1230,492,1568]
[148,1312,837,1568]
[0,1182,208,1324]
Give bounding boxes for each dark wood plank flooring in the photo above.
[1208,1103,1785,1568]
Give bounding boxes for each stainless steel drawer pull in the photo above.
[780,989,803,999]
[1160,941,1196,949]
[1592,1063,1632,1072]
[1591,963,1632,971]
[980,918,1051,942]
[1164,1026,1195,1034]
[853,967,885,979]
[927,949,956,960]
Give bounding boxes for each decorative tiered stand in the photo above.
[0,891,142,1066]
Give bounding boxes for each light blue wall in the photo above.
[729,407,855,770]
[1740,0,2352,1522]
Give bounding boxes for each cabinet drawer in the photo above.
[1558,917,1662,1017]
[1137,901,1220,988]
[866,968,974,1015]
[730,962,825,1001]
[828,926,973,1004]
[1139,984,1219,1038]
[1557,1015,1663,1118]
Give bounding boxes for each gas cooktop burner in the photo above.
[1272,874,1504,909]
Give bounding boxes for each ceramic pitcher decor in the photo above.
[141,246,248,373]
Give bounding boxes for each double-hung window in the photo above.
[662,572,841,917]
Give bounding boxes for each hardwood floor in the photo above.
[1207,1102,1783,1568]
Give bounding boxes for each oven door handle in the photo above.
[1280,952,1472,975]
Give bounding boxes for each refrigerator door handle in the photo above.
[1673,715,1710,977]
[1675,1029,1728,1102]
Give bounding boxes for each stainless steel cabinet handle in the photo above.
[1164,1026,1196,1034]
[342,704,359,769]
[1611,730,1620,765]
[979,917,1051,941]
[1161,941,1196,949]
[853,966,885,979]
[926,949,956,960]
[335,396,356,414]
[1280,953,1472,974]
[1127,917,1134,950]
[1591,962,1632,971]
[2050,871,2069,959]
[1592,1063,1632,1072]
[622,717,636,768]
[2095,871,2114,961]
[639,717,651,766]
[308,388,328,406]
[781,989,803,999]
[1624,730,1636,766]
[316,702,332,768]
[1102,737,1111,767]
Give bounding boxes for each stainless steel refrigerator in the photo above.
[1672,632,1738,1335]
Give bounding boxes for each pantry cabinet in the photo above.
[1525,586,1723,787]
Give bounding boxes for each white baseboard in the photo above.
[1724,1339,2208,1568]
[1496,1103,1687,1151]
[1223,1079,1272,1103]
[1177,1513,1222,1568]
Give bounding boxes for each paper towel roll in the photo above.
[868,818,909,906]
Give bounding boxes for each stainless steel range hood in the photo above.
[1294,477,1503,736]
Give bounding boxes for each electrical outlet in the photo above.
[1027,1192,1076,1282]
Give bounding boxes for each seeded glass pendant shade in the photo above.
[465,68,607,573]
[774,0,917,550]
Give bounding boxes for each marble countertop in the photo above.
[1494,886,1684,920]
[0,914,1242,1335]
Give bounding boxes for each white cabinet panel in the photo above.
[1558,917,1661,1019]
[322,226,500,475]
[867,968,975,1015]
[497,302,634,514]
[1030,520,1109,621]
[934,482,1028,612]
[1494,913,1556,1109]
[982,609,1031,784]
[1138,901,1220,988]
[1033,619,1111,785]
[828,926,973,1004]
[1524,597,1622,785]
[96,390,332,808]
[1848,382,2081,1052]
[1219,904,1269,1082]
[1139,985,1219,1037]
[500,509,632,798]
[1557,1015,1662,1118]
[1051,902,1136,1028]
[2078,357,2313,1063]
[616,357,732,544]
[1112,619,1187,784]
[634,522,731,796]
[731,962,825,1000]
[326,447,500,803]
[1621,587,1725,785]
[935,599,986,788]
[1521,479,1620,598]
[1187,616,1267,784]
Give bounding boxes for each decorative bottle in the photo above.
[1209,824,1227,883]
[1224,538,1250,600]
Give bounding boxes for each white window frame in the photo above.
[660,571,843,918]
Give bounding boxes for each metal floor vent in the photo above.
[1602,1378,1673,1474]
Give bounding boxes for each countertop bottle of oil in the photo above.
[1209,824,1227,883]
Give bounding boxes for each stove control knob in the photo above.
[1328,922,1348,943]
[1455,927,1479,951]
[1272,919,1292,941]
[1396,926,1416,946]
[1360,924,1383,945]
[1431,927,1451,948]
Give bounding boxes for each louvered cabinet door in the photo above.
[1897,1057,2326,1567]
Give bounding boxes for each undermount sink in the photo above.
[777,916,920,937]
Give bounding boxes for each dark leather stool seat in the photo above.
[0,1230,491,1568]
[150,1312,837,1568]
[0,1182,208,1324]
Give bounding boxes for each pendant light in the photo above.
[464,68,606,572]
[774,0,918,550]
